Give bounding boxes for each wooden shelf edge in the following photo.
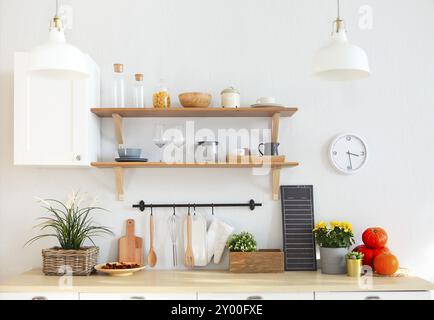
[90,107,298,118]
[91,162,300,169]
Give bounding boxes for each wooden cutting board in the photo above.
[118,219,143,265]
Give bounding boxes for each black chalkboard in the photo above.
[280,185,317,271]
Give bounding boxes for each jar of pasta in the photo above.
[153,79,171,109]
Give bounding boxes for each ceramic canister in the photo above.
[221,87,240,108]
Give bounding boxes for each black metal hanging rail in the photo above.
[132,199,262,212]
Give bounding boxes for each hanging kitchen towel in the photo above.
[207,218,235,264]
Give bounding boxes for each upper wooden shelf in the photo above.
[91,162,300,169]
[90,107,298,118]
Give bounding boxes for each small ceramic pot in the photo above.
[221,87,240,108]
[346,259,363,277]
[320,247,347,274]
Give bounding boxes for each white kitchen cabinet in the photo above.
[79,292,197,300]
[14,52,100,166]
[197,292,314,300]
[315,291,431,300]
[0,292,79,300]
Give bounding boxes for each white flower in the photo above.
[34,196,51,208]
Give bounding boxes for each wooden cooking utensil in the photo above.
[118,219,143,265]
[147,213,157,267]
[184,214,195,268]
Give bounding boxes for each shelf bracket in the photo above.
[272,167,281,201]
[112,113,124,147]
[115,166,125,201]
[271,113,280,143]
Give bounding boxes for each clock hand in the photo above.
[347,151,353,170]
[348,152,360,157]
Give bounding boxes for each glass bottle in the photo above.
[153,79,171,109]
[112,63,125,108]
[133,73,145,108]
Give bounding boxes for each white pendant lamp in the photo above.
[313,0,370,81]
[29,0,89,80]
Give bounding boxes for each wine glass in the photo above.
[153,125,169,162]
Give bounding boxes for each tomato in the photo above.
[353,245,390,267]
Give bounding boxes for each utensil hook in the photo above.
[188,204,191,216]
[193,204,196,216]
[211,203,215,216]
[150,204,153,216]
[172,204,176,216]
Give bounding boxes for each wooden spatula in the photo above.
[184,214,194,268]
[118,219,143,265]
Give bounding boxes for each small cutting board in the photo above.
[118,219,143,265]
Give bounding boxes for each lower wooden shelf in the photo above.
[91,161,299,201]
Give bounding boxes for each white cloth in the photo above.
[206,217,235,264]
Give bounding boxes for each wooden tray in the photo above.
[95,263,145,277]
[229,250,284,273]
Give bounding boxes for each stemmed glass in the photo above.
[153,125,169,162]
[172,125,185,163]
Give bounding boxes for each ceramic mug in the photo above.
[258,142,279,156]
[256,97,276,104]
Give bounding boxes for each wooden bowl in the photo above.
[179,92,212,108]
[95,262,145,277]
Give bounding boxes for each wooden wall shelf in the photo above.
[91,106,299,201]
[91,107,298,118]
[91,162,299,169]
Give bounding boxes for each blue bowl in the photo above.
[118,148,142,158]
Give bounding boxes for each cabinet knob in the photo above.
[246,295,264,300]
[32,296,48,300]
[75,155,82,161]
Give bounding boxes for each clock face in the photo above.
[329,134,368,174]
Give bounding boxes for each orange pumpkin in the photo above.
[362,227,388,248]
[373,253,399,275]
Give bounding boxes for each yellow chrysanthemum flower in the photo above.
[313,221,328,232]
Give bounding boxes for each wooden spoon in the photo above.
[184,214,195,268]
[147,214,157,267]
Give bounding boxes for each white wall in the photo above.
[1,0,434,281]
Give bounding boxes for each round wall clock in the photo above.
[329,133,368,174]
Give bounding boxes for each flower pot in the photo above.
[320,247,347,274]
[42,246,99,276]
[346,258,363,277]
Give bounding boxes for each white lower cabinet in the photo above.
[315,291,431,300]
[0,292,79,300]
[197,292,314,300]
[79,292,197,300]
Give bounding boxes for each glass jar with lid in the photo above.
[153,79,171,109]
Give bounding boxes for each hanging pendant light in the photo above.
[313,0,370,81]
[28,0,89,80]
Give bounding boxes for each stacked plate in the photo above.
[115,148,148,162]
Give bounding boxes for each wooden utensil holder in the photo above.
[229,249,284,273]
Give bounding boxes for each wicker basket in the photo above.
[42,247,99,276]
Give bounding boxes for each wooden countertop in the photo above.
[1,269,433,293]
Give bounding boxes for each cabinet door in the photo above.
[79,293,197,300]
[0,292,79,300]
[197,292,314,300]
[315,291,431,300]
[14,52,86,166]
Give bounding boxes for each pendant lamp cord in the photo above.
[337,0,340,19]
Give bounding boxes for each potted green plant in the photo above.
[227,232,283,273]
[313,221,355,274]
[346,251,364,277]
[26,192,113,276]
